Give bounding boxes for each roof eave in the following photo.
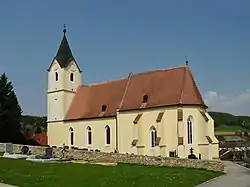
[63,115,116,122]
[47,57,82,72]
[118,103,207,112]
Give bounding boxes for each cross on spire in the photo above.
[54,24,74,68]
[185,55,189,66]
[63,24,67,35]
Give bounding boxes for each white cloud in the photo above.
[203,89,250,116]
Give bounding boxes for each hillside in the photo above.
[208,111,250,132]
[19,112,250,134]
[20,115,47,134]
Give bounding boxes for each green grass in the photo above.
[0,158,223,187]
[215,125,250,132]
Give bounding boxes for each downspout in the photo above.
[115,110,119,153]
[176,108,182,158]
[176,116,179,157]
[115,72,133,153]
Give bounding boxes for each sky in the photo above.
[0,0,250,116]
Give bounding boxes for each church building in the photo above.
[47,28,219,160]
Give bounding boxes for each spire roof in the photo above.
[54,25,75,68]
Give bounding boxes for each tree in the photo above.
[20,115,47,133]
[0,73,23,143]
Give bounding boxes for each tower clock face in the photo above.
[53,63,59,71]
[71,64,76,72]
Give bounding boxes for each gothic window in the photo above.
[69,127,74,146]
[55,72,59,82]
[87,126,92,145]
[150,126,157,147]
[105,125,111,145]
[70,73,74,82]
[187,116,193,144]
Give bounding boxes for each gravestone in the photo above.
[199,153,202,160]
[4,143,13,154]
[45,147,53,159]
[188,147,198,159]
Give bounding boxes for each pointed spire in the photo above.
[54,24,75,68]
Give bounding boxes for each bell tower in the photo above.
[47,25,82,122]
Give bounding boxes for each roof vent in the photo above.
[101,104,107,112]
[142,94,148,103]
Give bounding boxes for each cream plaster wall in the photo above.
[47,61,63,92]
[47,121,64,146]
[47,60,82,92]
[179,107,218,160]
[47,60,82,122]
[47,92,64,122]
[198,145,209,160]
[64,61,82,92]
[182,107,206,157]
[206,114,219,159]
[48,118,117,153]
[117,106,219,160]
[117,107,178,157]
[47,105,219,160]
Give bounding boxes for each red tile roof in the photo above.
[24,133,48,146]
[65,65,206,121]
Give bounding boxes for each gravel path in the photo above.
[197,161,250,187]
[0,183,17,187]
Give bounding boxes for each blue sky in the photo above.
[0,0,250,116]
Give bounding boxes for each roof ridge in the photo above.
[84,77,128,87]
[118,72,133,109]
[179,66,188,104]
[82,65,186,87]
[179,66,207,107]
[186,67,206,106]
[129,66,186,76]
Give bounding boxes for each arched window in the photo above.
[55,72,59,81]
[105,125,111,145]
[87,126,92,145]
[69,127,74,146]
[70,73,74,82]
[187,116,193,144]
[150,126,157,147]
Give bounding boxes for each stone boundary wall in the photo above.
[0,143,224,172]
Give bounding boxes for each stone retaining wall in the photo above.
[0,143,224,172]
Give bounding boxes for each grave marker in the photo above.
[45,147,53,159]
[4,143,13,154]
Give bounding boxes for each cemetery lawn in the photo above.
[0,158,223,187]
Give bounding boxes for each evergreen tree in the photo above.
[0,73,23,143]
